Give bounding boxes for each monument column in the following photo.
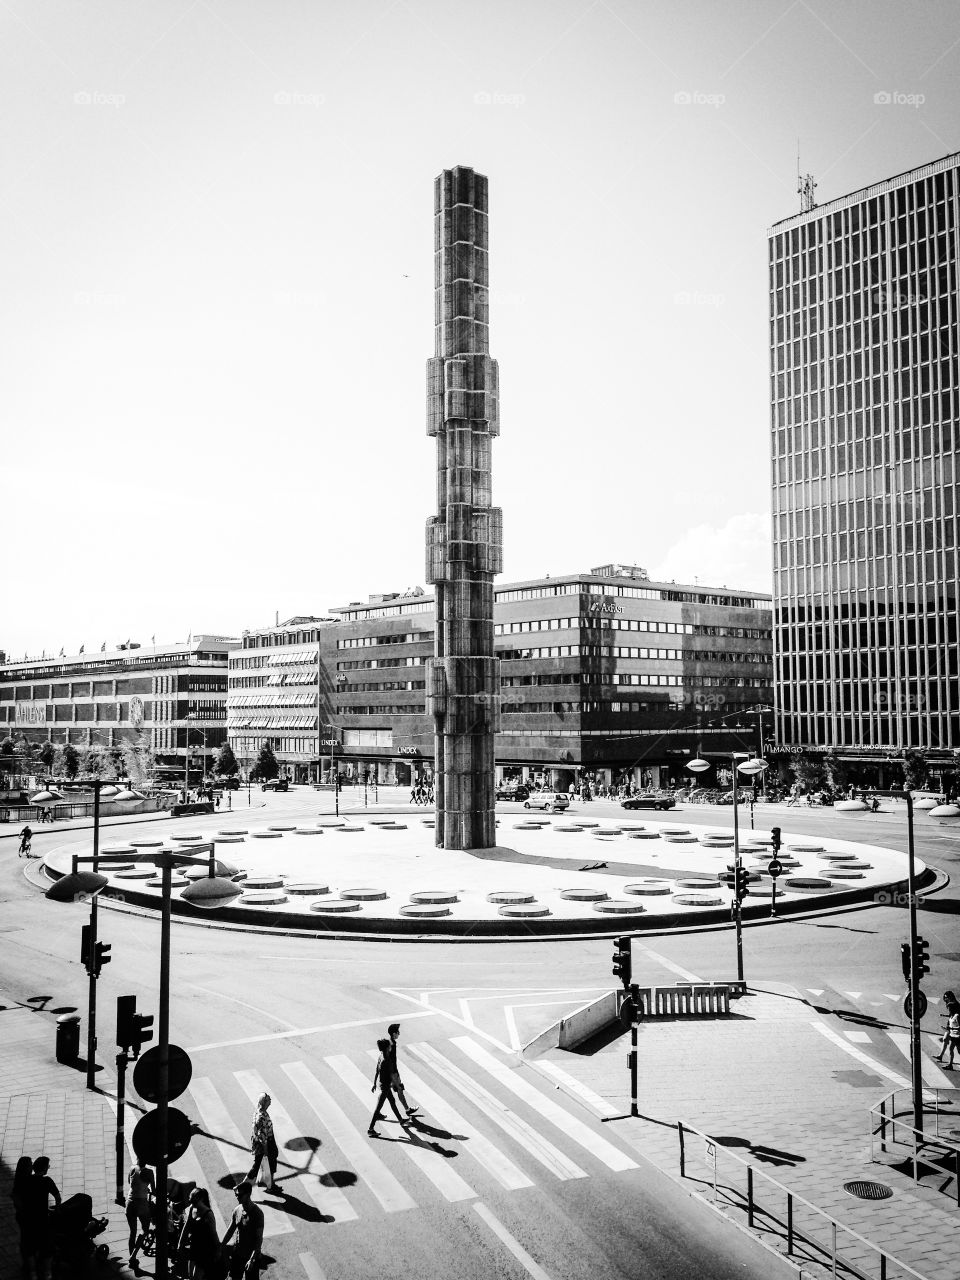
[425,166,502,850]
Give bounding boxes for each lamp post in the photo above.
[686,752,767,983]
[46,843,241,1278]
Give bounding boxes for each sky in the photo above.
[3,0,959,658]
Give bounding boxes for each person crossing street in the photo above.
[385,1023,419,1117]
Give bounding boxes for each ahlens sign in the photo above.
[15,702,47,725]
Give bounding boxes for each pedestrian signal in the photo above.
[612,936,632,987]
[900,942,911,982]
[913,937,930,982]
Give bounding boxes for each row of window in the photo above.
[337,657,424,671]
[338,632,432,650]
[342,681,425,693]
[227,715,319,730]
[230,693,318,707]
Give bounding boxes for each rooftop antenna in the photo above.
[797,141,817,213]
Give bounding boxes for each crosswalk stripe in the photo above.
[300,1253,328,1279]
[886,1031,957,1090]
[326,1054,476,1203]
[409,1043,586,1181]
[474,1202,555,1280]
[843,1030,871,1043]
[281,1061,415,1214]
[234,1069,357,1222]
[362,1050,532,1192]
[843,991,862,1000]
[188,1077,293,1237]
[452,1037,637,1173]
[168,1142,228,1236]
[532,1061,620,1119]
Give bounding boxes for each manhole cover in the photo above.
[842,1179,893,1201]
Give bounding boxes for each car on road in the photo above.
[216,777,240,790]
[261,778,290,792]
[523,792,570,813]
[496,783,530,802]
[621,791,677,811]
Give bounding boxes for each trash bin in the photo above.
[56,1013,81,1064]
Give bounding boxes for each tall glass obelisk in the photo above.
[425,166,502,850]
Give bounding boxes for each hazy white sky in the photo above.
[4,0,959,657]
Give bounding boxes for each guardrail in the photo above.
[620,983,733,1017]
[869,1087,960,1208]
[677,1119,930,1280]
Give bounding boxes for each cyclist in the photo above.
[18,825,33,857]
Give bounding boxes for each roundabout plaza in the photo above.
[39,792,937,937]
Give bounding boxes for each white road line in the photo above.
[168,1143,228,1236]
[843,1030,872,1043]
[883,993,898,1000]
[504,1005,521,1050]
[381,987,514,1053]
[810,1022,911,1088]
[282,1060,415,1215]
[409,1043,586,1181]
[458,999,476,1028]
[187,1009,435,1054]
[186,983,302,1031]
[807,989,824,997]
[299,1253,327,1280]
[327,1054,476,1203]
[363,1050,532,1192]
[843,991,863,1000]
[188,1078,293,1237]
[886,1031,957,1090]
[630,941,702,984]
[234,1069,358,1222]
[532,1061,619,1119]
[474,1202,555,1280]
[452,1037,636,1173]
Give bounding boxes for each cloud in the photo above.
[651,513,772,594]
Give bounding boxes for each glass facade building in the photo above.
[769,151,960,759]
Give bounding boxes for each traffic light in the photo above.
[914,937,930,982]
[770,826,782,853]
[132,1012,154,1056]
[117,995,137,1053]
[734,867,751,901]
[93,941,112,977]
[900,942,912,982]
[81,924,91,970]
[612,936,632,987]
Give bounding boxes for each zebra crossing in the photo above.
[172,1035,637,1241]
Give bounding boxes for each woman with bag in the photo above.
[178,1186,222,1278]
[247,1094,279,1192]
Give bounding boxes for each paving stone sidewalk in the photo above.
[0,994,135,1278]
[529,982,960,1280]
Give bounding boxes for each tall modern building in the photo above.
[425,166,502,849]
[769,151,959,764]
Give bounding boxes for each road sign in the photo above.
[767,858,784,878]
[133,1045,193,1103]
[132,1106,192,1166]
[904,991,928,1021]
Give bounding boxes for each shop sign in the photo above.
[15,702,47,725]
[398,746,421,756]
[129,696,144,727]
[587,600,623,616]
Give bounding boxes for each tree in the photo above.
[900,749,928,792]
[214,742,239,778]
[121,731,158,790]
[38,742,56,771]
[57,744,80,779]
[789,754,826,793]
[80,744,117,780]
[0,738,14,757]
[822,751,848,796]
[251,743,279,782]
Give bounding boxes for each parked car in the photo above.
[261,778,289,792]
[621,792,677,811]
[216,777,240,790]
[523,792,570,813]
[496,783,530,801]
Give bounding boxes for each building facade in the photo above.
[229,567,772,789]
[769,151,960,769]
[0,636,238,781]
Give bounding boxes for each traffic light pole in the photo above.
[904,793,923,1138]
[115,1049,128,1205]
[155,858,172,1280]
[731,770,744,984]
[629,988,639,1118]
[86,782,102,1091]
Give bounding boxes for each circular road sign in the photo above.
[619,995,644,1027]
[904,991,928,1021]
[767,858,784,878]
[132,1106,193,1167]
[133,1045,193,1104]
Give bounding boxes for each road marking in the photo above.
[459,999,475,1028]
[363,1049,532,1192]
[452,1037,636,1173]
[807,989,824,997]
[382,987,514,1053]
[843,991,863,1000]
[886,1031,957,1090]
[474,1202,554,1280]
[883,993,898,1000]
[532,1060,619,1118]
[234,1069,358,1221]
[186,983,302,1031]
[299,1253,327,1280]
[630,941,702,984]
[328,1054,476,1203]
[843,1030,872,1043]
[810,1022,911,1088]
[410,1042,586,1180]
[187,1009,435,1054]
[282,1060,415,1214]
[188,1077,293,1236]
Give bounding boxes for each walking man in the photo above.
[385,1023,418,1117]
[222,1180,264,1279]
[368,1038,409,1137]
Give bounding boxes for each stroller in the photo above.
[49,1193,110,1274]
[135,1178,193,1276]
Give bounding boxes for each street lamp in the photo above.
[686,753,767,982]
[46,844,241,1279]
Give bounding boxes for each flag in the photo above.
[151,634,156,645]
[79,645,85,654]
[101,642,106,652]
[59,648,64,657]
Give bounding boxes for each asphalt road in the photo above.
[2,791,957,1280]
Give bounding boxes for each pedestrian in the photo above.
[935,996,960,1068]
[178,1186,221,1279]
[10,1155,34,1273]
[18,825,32,857]
[247,1094,279,1192]
[215,792,221,809]
[25,1156,61,1276]
[125,1156,155,1263]
[368,1037,409,1136]
[221,1180,263,1280]
[385,1023,419,1117]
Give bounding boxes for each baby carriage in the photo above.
[135,1178,192,1276]
[49,1193,110,1274]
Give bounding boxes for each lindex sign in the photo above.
[131,1044,195,1168]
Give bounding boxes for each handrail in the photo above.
[678,1119,931,1280]
[869,1087,960,1208]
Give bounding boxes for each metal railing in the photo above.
[870,1087,960,1208]
[677,1119,930,1280]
